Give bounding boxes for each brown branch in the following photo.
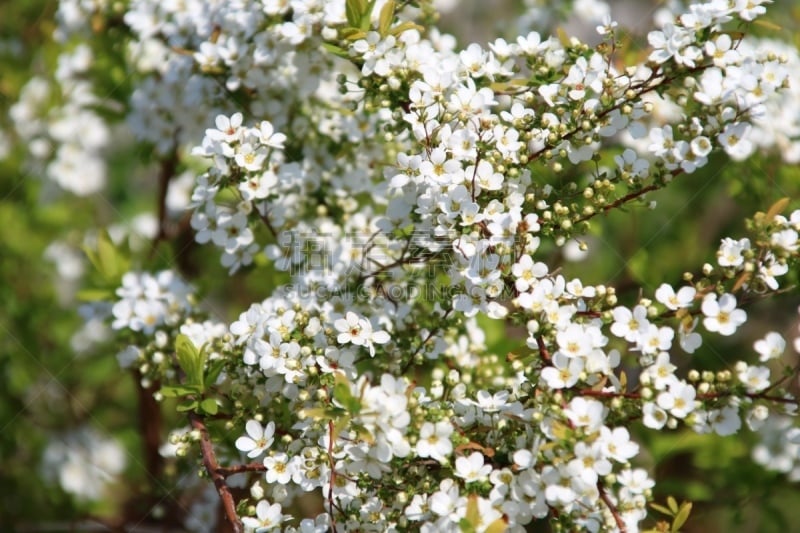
[536,335,551,362]
[189,412,243,533]
[598,481,627,533]
[133,370,164,488]
[255,205,278,239]
[327,420,338,532]
[216,462,267,477]
[149,144,181,258]
[578,388,799,405]
[575,183,660,225]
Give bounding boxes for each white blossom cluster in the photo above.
[10,44,110,195]
[21,0,800,531]
[41,425,126,501]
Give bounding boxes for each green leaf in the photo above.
[160,384,202,398]
[177,400,199,412]
[344,29,368,41]
[175,334,206,390]
[345,0,364,27]
[332,374,361,414]
[667,496,679,514]
[671,502,692,532]
[458,519,476,533]
[200,398,219,415]
[82,230,130,284]
[322,42,350,59]
[457,495,482,533]
[765,196,790,222]
[204,359,226,388]
[390,21,423,36]
[485,517,508,533]
[361,0,378,31]
[650,503,674,516]
[378,0,394,37]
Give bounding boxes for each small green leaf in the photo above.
[485,517,508,533]
[378,0,394,37]
[83,230,129,283]
[390,21,424,36]
[160,384,202,398]
[650,503,673,516]
[457,495,484,532]
[97,233,117,276]
[175,334,206,389]
[458,518,476,533]
[361,0,378,31]
[667,496,679,514]
[344,30,368,41]
[322,42,350,59]
[332,374,361,414]
[177,400,199,412]
[200,398,219,415]
[671,502,692,532]
[765,196,790,222]
[345,0,363,27]
[204,359,226,388]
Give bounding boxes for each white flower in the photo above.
[771,228,799,252]
[645,352,678,390]
[702,293,747,336]
[618,468,654,497]
[334,312,390,357]
[709,406,741,436]
[690,135,713,158]
[648,24,693,65]
[207,112,244,144]
[564,397,606,432]
[717,237,750,267]
[241,500,286,532]
[656,381,696,419]
[263,452,298,485]
[655,283,696,310]
[614,148,650,179]
[257,120,286,149]
[718,122,754,161]
[610,305,648,342]
[567,441,611,485]
[236,420,276,458]
[454,452,491,482]
[738,365,770,393]
[599,426,639,463]
[512,255,548,292]
[754,332,785,362]
[642,402,668,429]
[636,324,674,355]
[541,352,584,389]
[679,316,703,353]
[416,421,454,463]
[234,143,268,172]
[472,390,509,413]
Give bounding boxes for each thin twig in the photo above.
[189,413,243,533]
[149,144,180,257]
[598,481,628,533]
[216,462,267,477]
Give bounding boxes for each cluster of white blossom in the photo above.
[41,425,126,501]
[20,0,800,531]
[10,44,110,195]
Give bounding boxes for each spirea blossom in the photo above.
[25,0,800,531]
